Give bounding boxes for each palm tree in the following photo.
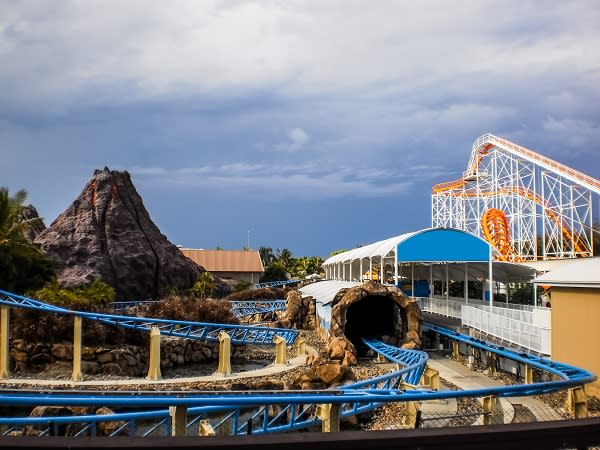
[0,187,55,292]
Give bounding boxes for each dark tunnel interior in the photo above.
[344,296,397,355]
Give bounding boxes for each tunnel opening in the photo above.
[344,295,398,356]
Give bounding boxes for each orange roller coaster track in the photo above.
[481,208,520,262]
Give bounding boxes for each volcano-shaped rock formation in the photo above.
[35,168,203,299]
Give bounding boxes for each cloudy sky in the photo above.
[1,1,599,256]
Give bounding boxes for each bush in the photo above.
[226,287,288,301]
[233,280,252,292]
[139,295,239,325]
[32,279,115,307]
[190,272,215,299]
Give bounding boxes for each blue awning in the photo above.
[397,228,491,262]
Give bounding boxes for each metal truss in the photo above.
[0,290,299,345]
[432,133,599,260]
[229,300,287,318]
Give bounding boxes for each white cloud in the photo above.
[133,162,418,200]
[275,127,309,152]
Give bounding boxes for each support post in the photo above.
[464,262,469,303]
[316,403,340,432]
[404,401,419,428]
[297,337,306,356]
[199,419,216,436]
[482,395,503,425]
[376,353,386,363]
[170,405,188,437]
[567,386,588,418]
[486,351,497,375]
[525,364,533,384]
[274,336,287,365]
[452,341,459,359]
[217,331,232,376]
[421,366,440,390]
[71,316,83,382]
[0,306,9,379]
[445,263,449,301]
[489,246,494,307]
[146,326,161,380]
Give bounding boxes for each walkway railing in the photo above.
[251,280,301,290]
[415,297,551,355]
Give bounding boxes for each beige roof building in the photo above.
[534,257,600,396]
[181,249,264,284]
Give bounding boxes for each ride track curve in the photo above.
[432,134,592,259]
[0,289,594,437]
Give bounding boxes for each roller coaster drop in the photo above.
[0,289,594,437]
[432,133,600,261]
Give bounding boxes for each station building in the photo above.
[534,257,600,396]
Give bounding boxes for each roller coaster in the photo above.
[432,133,600,261]
[0,289,594,437]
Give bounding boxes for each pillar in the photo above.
[567,386,588,418]
[199,419,216,436]
[71,316,83,382]
[217,331,232,376]
[297,337,306,356]
[170,405,188,437]
[452,341,459,359]
[464,263,469,303]
[404,401,419,427]
[146,326,161,380]
[376,353,386,363]
[525,364,533,384]
[274,336,287,365]
[482,395,504,425]
[487,351,497,375]
[317,403,340,432]
[0,306,9,379]
[421,366,440,390]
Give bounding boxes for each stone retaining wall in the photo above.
[9,337,220,377]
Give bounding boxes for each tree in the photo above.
[329,249,348,257]
[259,246,275,267]
[191,272,215,299]
[0,188,55,293]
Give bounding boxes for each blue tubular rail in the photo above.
[229,300,287,318]
[0,290,299,345]
[251,280,301,290]
[0,287,595,437]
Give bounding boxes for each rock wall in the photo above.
[9,338,219,377]
[272,290,317,330]
[35,168,203,299]
[325,280,422,365]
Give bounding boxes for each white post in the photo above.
[394,250,399,287]
[411,263,415,297]
[369,258,373,280]
[445,263,449,301]
[380,256,384,283]
[343,262,346,281]
[489,247,494,307]
[429,264,433,298]
[349,260,353,281]
[464,262,469,304]
[360,259,363,282]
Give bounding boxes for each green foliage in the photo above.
[33,279,115,307]
[259,246,325,282]
[329,249,348,257]
[191,272,215,299]
[233,280,252,292]
[0,187,56,293]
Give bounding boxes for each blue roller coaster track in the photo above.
[0,289,594,437]
[251,280,301,290]
[0,289,299,345]
[229,300,287,318]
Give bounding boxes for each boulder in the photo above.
[35,168,203,300]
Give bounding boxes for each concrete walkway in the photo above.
[0,346,317,388]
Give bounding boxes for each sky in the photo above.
[1,1,599,257]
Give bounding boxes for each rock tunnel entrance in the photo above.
[344,295,398,356]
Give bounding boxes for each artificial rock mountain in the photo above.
[35,168,203,300]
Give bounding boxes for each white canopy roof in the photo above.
[534,257,600,288]
[324,231,418,265]
[299,280,361,305]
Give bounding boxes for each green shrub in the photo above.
[32,279,115,307]
[139,295,239,324]
[191,272,215,299]
[233,280,252,292]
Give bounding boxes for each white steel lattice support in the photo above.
[432,134,598,261]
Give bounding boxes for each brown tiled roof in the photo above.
[181,249,264,273]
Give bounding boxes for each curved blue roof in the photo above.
[397,228,491,262]
[323,228,495,265]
